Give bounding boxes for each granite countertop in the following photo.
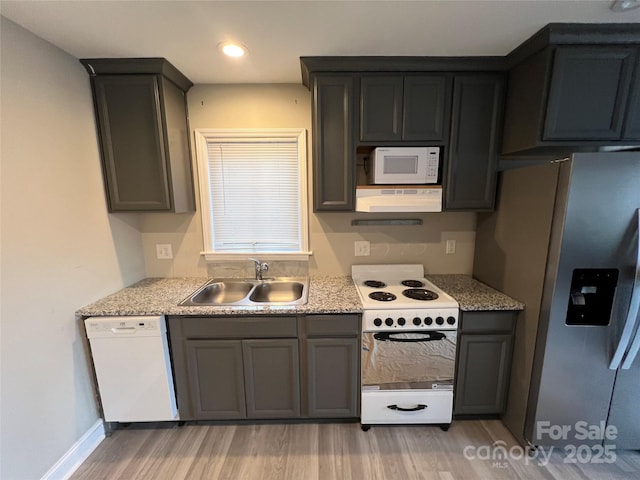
[75,276,363,317]
[427,274,525,311]
[76,274,523,317]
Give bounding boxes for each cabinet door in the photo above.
[446,74,504,211]
[185,340,246,420]
[159,78,195,212]
[622,54,640,140]
[313,75,355,211]
[454,333,513,415]
[360,76,403,141]
[403,75,451,142]
[544,47,636,140]
[92,75,172,211]
[305,338,359,418]
[243,339,300,418]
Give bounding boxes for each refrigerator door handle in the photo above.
[609,209,640,370]
[621,314,640,369]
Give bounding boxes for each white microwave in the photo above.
[368,147,440,185]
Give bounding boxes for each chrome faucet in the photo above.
[249,258,269,280]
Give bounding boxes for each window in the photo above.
[194,129,310,260]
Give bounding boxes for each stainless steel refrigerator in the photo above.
[473,152,640,449]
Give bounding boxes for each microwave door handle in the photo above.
[374,331,446,342]
[610,209,640,370]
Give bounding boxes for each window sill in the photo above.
[202,251,312,262]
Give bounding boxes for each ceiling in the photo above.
[1,1,639,85]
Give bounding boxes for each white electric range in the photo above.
[352,264,459,431]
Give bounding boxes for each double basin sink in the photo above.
[180,277,309,307]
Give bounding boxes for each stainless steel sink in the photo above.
[189,281,254,304]
[179,278,308,306]
[249,281,304,303]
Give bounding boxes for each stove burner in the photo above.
[401,279,425,288]
[369,291,397,302]
[364,280,387,288]
[403,289,439,301]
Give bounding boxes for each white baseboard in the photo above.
[41,420,105,480]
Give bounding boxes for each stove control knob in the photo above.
[397,317,406,326]
[373,318,382,327]
[425,317,433,325]
[413,317,422,326]
[385,318,394,326]
[436,316,445,325]
[447,316,456,325]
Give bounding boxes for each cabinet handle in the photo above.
[387,404,427,412]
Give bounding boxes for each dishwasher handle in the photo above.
[110,327,138,334]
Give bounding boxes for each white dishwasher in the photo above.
[85,315,178,422]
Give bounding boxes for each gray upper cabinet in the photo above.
[80,58,195,212]
[445,74,504,211]
[312,75,356,211]
[501,24,640,154]
[543,47,636,140]
[360,75,451,142]
[360,76,403,141]
[623,53,640,140]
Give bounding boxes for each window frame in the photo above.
[193,128,311,261]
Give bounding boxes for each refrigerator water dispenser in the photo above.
[566,269,619,326]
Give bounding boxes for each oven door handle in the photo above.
[387,404,427,412]
[373,331,445,342]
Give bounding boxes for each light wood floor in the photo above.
[70,420,640,480]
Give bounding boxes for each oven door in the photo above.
[361,330,456,391]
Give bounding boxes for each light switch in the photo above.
[446,239,456,255]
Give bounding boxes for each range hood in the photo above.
[355,186,442,213]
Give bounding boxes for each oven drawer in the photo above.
[361,390,452,424]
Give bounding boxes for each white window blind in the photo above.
[194,129,309,258]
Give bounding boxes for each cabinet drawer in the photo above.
[459,311,516,333]
[305,314,359,336]
[361,390,452,425]
[180,316,297,339]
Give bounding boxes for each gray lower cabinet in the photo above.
[169,314,359,421]
[186,340,246,419]
[243,339,300,418]
[301,314,360,418]
[185,338,300,420]
[454,311,517,416]
[169,315,299,420]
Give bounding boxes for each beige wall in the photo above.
[0,17,146,479]
[142,84,476,277]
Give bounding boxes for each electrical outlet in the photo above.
[354,240,370,257]
[446,239,456,255]
[156,244,173,259]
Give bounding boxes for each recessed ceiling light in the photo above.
[218,42,248,58]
